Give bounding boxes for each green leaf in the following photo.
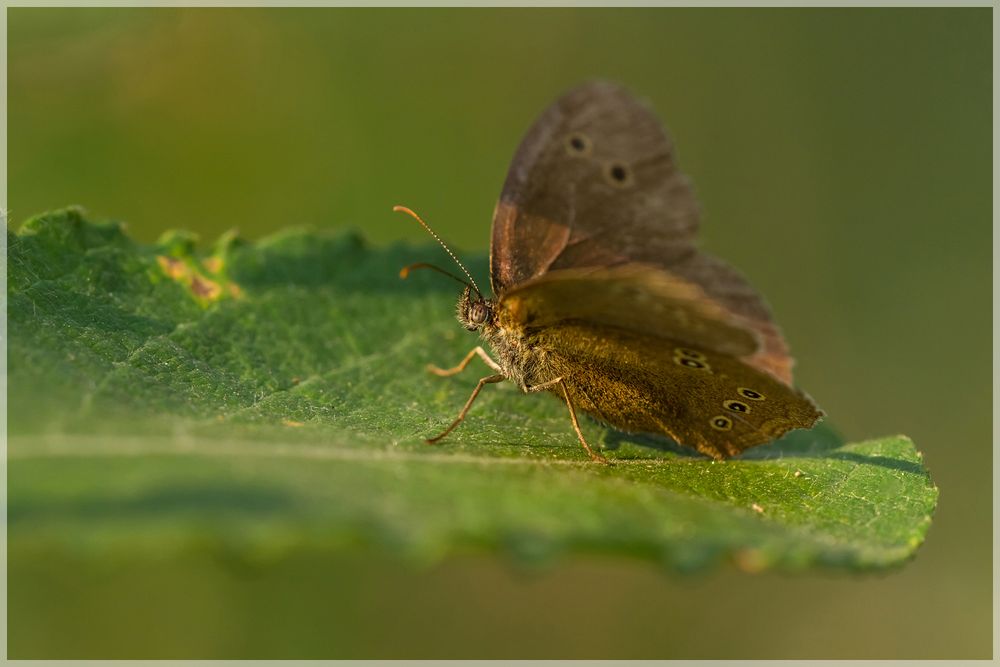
[8,207,938,573]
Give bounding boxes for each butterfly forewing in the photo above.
[490,80,700,293]
[490,80,797,385]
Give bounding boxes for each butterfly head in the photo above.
[457,286,494,332]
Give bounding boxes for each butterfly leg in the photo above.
[428,346,502,377]
[526,377,608,464]
[426,373,505,444]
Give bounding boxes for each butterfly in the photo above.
[398,80,822,463]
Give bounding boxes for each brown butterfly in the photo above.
[398,80,822,463]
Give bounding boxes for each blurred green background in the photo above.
[8,7,992,659]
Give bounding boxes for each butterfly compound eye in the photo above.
[469,302,489,325]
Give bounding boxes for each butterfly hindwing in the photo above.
[526,320,821,460]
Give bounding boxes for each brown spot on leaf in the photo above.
[158,248,242,305]
[282,420,305,427]
[157,255,188,280]
[190,274,222,300]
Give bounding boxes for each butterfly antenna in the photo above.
[393,205,483,298]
